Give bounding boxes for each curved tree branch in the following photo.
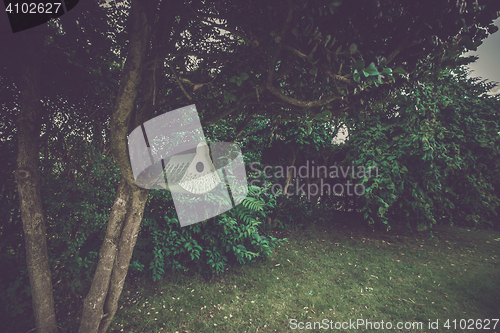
[169,65,193,100]
[265,81,341,108]
[325,70,356,87]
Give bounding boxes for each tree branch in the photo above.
[284,45,311,60]
[265,81,341,108]
[169,65,192,101]
[325,70,356,87]
[108,0,152,190]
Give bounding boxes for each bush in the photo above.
[132,185,283,281]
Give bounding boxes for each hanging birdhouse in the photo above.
[163,142,222,194]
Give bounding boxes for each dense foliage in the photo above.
[343,65,500,231]
[135,185,282,281]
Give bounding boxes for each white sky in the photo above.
[465,18,500,94]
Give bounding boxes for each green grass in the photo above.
[110,218,500,333]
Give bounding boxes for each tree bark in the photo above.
[78,0,153,331]
[98,187,149,332]
[15,34,58,333]
[78,177,130,332]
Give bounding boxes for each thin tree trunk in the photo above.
[98,187,149,332]
[78,176,131,332]
[15,34,58,333]
[78,0,153,331]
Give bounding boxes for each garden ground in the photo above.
[109,215,500,333]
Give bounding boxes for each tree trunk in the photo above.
[78,176,130,332]
[78,0,153,331]
[99,187,149,332]
[15,34,58,333]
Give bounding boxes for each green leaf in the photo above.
[224,93,237,102]
[324,34,332,47]
[349,43,357,54]
[381,68,392,75]
[392,67,407,75]
[328,37,337,48]
[417,223,428,231]
[352,60,365,71]
[353,69,361,82]
[306,121,313,135]
[240,72,249,80]
[365,62,379,76]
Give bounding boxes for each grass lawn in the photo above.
[110,217,500,333]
